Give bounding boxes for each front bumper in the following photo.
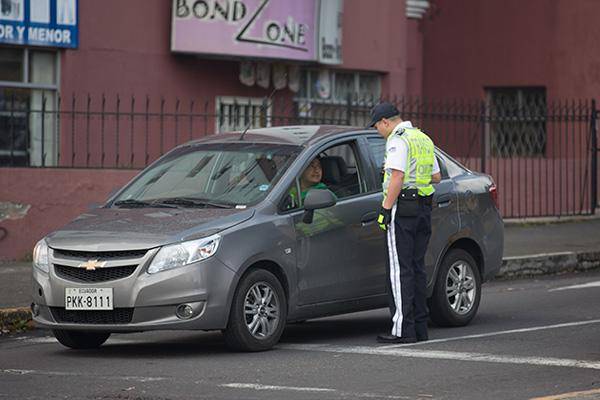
[32,250,236,332]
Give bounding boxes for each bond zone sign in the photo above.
[171,0,317,61]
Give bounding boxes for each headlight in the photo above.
[147,234,221,274]
[33,239,50,273]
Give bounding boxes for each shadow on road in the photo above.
[44,310,394,358]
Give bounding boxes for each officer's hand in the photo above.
[377,207,392,231]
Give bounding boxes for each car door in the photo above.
[364,135,460,290]
[287,138,382,305]
[427,151,460,287]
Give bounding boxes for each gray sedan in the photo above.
[31,126,503,351]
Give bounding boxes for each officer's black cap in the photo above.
[367,102,400,128]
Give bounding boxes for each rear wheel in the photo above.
[223,269,287,352]
[429,249,481,327]
[52,329,110,349]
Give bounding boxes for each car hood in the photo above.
[46,207,255,251]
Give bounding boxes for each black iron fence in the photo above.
[0,91,597,218]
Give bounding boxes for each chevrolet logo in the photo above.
[78,259,107,271]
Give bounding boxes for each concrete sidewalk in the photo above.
[1,217,600,329]
[500,216,600,278]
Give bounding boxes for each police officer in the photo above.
[368,102,441,344]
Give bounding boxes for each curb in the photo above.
[497,250,600,279]
[503,213,600,227]
[0,307,33,335]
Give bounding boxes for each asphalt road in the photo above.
[2,271,600,400]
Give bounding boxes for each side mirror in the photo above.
[302,189,336,224]
[304,189,337,210]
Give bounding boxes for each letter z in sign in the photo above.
[236,0,309,51]
[65,288,113,310]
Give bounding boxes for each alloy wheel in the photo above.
[446,260,476,315]
[243,282,280,339]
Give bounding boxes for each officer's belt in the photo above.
[399,188,433,206]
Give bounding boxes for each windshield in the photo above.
[112,143,300,207]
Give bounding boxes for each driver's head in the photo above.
[300,158,323,188]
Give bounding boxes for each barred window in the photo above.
[295,69,381,127]
[486,87,547,157]
[0,47,59,167]
[216,96,270,133]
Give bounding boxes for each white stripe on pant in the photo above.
[386,204,403,337]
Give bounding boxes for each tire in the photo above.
[52,329,110,349]
[223,269,287,352]
[429,249,482,327]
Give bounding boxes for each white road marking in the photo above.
[380,318,600,348]
[279,344,600,370]
[220,383,423,399]
[14,337,57,343]
[549,281,600,292]
[221,383,335,393]
[0,369,418,399]
[0,267,29,274]
[0,369,165,382]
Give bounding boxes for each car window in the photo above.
[280,141,366,211]
[438,151,466,178]
[369,136,455,184]
[114,143,300,207]
[367,137,386,168]
[435,154,449,180]
[367,137,386,190]
[281,179,302,211]
[319,142,365,199]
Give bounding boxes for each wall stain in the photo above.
[0,202,31,222]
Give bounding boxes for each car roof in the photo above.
[188,125,369,147]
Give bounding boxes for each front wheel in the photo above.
[52,329,110,349]
[223,269,287,352]
[429,249,481,327]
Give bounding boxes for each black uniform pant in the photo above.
[385,200,432,339]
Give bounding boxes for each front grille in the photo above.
[53,249,148,261]
[54,264,138,283]
[50,307,134,324]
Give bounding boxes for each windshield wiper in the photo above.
[113,199,177,208]
[154,197,234,209]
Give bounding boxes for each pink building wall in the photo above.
[0,169,137,261]
[61,0,414,104]
[421,0,600,100]
[339,0,410,95]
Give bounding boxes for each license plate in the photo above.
[65,288,113,310]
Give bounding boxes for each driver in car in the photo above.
[287,157,333,207]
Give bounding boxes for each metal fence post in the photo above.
[591,99,598,215]
[9,93,14,166]
[42,94,47,167]
[116,94,121,168]
[480,100,486,174]
[346,93,352,125]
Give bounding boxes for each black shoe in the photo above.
[416,335,429,342]
[376,334,417,344]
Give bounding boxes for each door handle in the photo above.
[361,211,378,227]
[436,195,452,208]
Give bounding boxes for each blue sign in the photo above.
[0,0,78,48]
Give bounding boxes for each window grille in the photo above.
[486,87,547,157]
